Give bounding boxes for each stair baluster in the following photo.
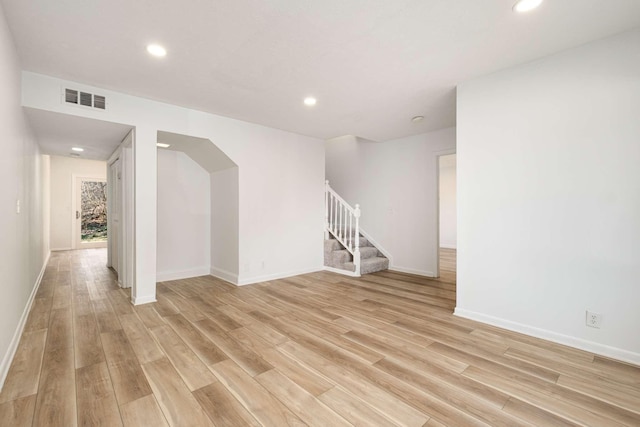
[354,204,361,276]
[324,181,362,276]
[324,181,330,239]
[348,211,353,252]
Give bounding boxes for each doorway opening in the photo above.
[437,153,457,283]
[155,130,239,283]
[75,176,108,249]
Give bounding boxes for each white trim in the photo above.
[237,267,321,286]
[106,155,119,269]
[156,267,210,282]
[132,295,157,305]
[107,130,134,291]
[122,143,134,290]
[389,266,436,277]
[440,244,457,249]
[1,251,50,391]
[210,267,238,284]
[323,266,360,277]
[454,308,640,366]
[50,247,73,252]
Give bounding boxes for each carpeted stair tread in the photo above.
[343,257,389,275]
[324,230,388,275]
[324,239,342,252]
[359,246,379,259]
[327,231,371,249]
[329,249,351,265]
[342,237,371,248]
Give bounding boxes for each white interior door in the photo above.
[75,177,108,249]
[109,160,121,273]
[106,128,133,289]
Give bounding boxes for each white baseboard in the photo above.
[440,244,457,249]
[1,250,50,391]
[50,247,72,251]
[210,267,239,284]
[156,266,210,282]
[389,265,436,278]
[132,295,157,305]
[237,267,322,286]
[454,308,640,366]
[323,266,360,277]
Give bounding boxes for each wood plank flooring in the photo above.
[1,248,638,426]
[439,247,456,284]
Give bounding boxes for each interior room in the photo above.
[1,0,639,425]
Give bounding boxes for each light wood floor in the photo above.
[439,248,456,284]
[1,249,639,426]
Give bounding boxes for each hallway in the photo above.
[1,249,638,426]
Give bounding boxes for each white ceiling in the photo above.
[158,131,237,173]
[5,1,640,141]
[25,108,132,161]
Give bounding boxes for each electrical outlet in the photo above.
[586,311,602,328]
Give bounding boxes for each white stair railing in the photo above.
[325,180,361,276]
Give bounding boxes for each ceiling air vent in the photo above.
[93,95,106,110]
[65,88,78,104]
[79,92,92,107]
[63,88,106,110]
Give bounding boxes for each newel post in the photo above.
[324,180,330,240]
[354,203,361,276]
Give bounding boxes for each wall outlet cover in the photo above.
[586,310,603,329]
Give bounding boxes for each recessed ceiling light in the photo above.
[303,97,317,106]
[513,0,543,13]
[147,44,167,57]
[411,116,424,123]
[156,143,171,148]
[71,147,84,152]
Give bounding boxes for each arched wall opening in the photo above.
[156,131,239,283]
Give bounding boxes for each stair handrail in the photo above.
[325,180,361,276]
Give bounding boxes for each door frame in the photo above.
[107,129,135,289]
[434,149,457,278]
[73,175,108,249]
[107,157,121,274]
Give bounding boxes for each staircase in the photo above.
[324,181,389,276]
[324,231,389,275]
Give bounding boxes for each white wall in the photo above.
[439,154,457,249]
[157,149,211,281]
[49,155,107,250]
[0,3,49,388]
[211,167,239,281]
[456,29,640,363]
[326,128,456,276]
[42,155,50,261]
[187,111,325,285]
[22,71,325,295]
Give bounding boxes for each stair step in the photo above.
[329,249,351,265]
[329,235,371,248]
[343,256,389,275]
[324,231,387,275]
[324,239,342,252]
[359,246,379,259]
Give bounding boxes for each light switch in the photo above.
[16,199,20,214]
